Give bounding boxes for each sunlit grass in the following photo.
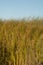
[0,19,43,65]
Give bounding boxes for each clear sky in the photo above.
[0,0,43,19]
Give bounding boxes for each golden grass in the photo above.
[0,19,43,65]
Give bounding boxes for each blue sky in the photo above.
[0,0,43,19]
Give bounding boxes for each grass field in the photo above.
[0,19,43,65]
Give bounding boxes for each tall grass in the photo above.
[0,19,43,65]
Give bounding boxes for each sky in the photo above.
[0,0,43,19]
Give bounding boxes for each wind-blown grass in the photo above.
[0,19,43,65]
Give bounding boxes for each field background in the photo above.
[0,19,43,65]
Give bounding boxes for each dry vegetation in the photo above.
[0,19,43,65]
